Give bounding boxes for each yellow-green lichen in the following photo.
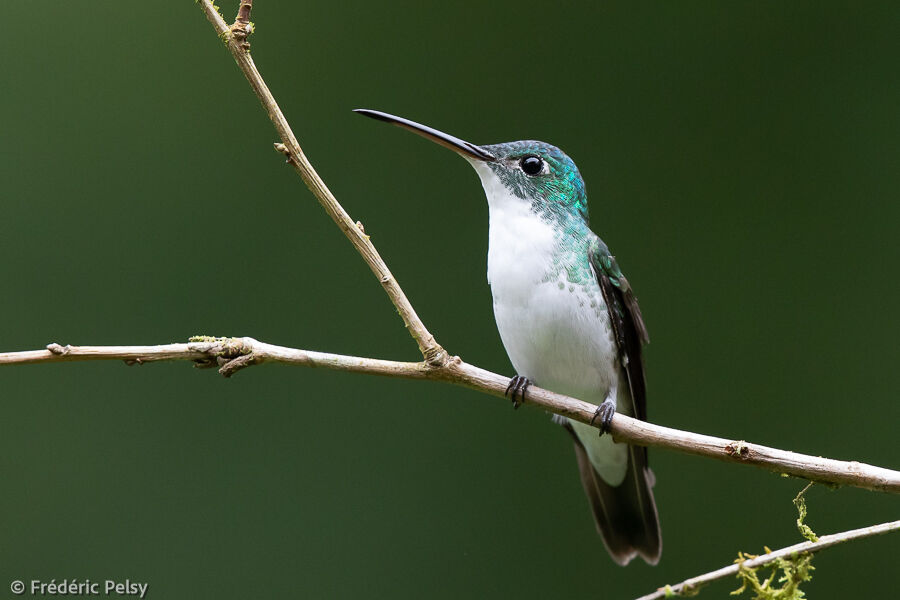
[730,484,818,599]
[731,551,814,600]
[793,483,819,543]
[675,583,701,597]
[189,335,225,343]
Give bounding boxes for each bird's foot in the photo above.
[505,375,531,410]
[589,399,617,436]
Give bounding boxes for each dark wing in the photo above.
[552,413,662,565]
[588,237,649,422]
[562,239,660,565]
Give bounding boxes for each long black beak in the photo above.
[353,109,496,162]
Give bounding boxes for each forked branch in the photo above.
[197,0,446,365]
[2,339,898,494]
[2,3,897,597]
[3,0,898,493]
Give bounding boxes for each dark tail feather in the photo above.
[566,429,662,565]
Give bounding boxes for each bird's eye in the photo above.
[520,156,544,176]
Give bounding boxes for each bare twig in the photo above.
[3,340,899,494]
[636,519,900,600]
[6,0,895,493]
[197,0,446,365]
[185,1,900,494]
[229,0,253,51]
[234,0,252,26]
[0,339,429,379]
[4,8,897,595]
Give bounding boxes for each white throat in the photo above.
[468,160,557,290]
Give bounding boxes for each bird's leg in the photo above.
[590,399,617,436]
[505,375,531,409]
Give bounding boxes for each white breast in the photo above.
[470,161,618,401]
[470,161,629,485]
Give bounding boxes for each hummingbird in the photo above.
[355,109,661,566]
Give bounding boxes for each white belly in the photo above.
[486,198,629,484]
[484,191,617,397]
[492,275,617,400]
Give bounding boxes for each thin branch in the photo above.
[187,0,900,493]
[4,6,890,597]
[636,519,900,600]
[6,1,893,492]
[198,0,446,365]
[7,5,884,598]
[3,340,898,494]
[235,0,252,26]
[0,339,429,379]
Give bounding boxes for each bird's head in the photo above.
[354,109,588,225]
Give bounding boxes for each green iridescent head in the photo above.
[478,141,587,222]
[354,109,589,225]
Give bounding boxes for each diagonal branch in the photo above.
[185,0,900,494]
[3,339,898,494]
[197,0,446,365]
[5,4,892,596]
[635,519,900,600]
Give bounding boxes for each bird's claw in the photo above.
[590,399,617,436]
[505,375,531,410]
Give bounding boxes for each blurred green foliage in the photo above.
[1,1,897,598]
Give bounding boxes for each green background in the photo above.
[2,1,897,598]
